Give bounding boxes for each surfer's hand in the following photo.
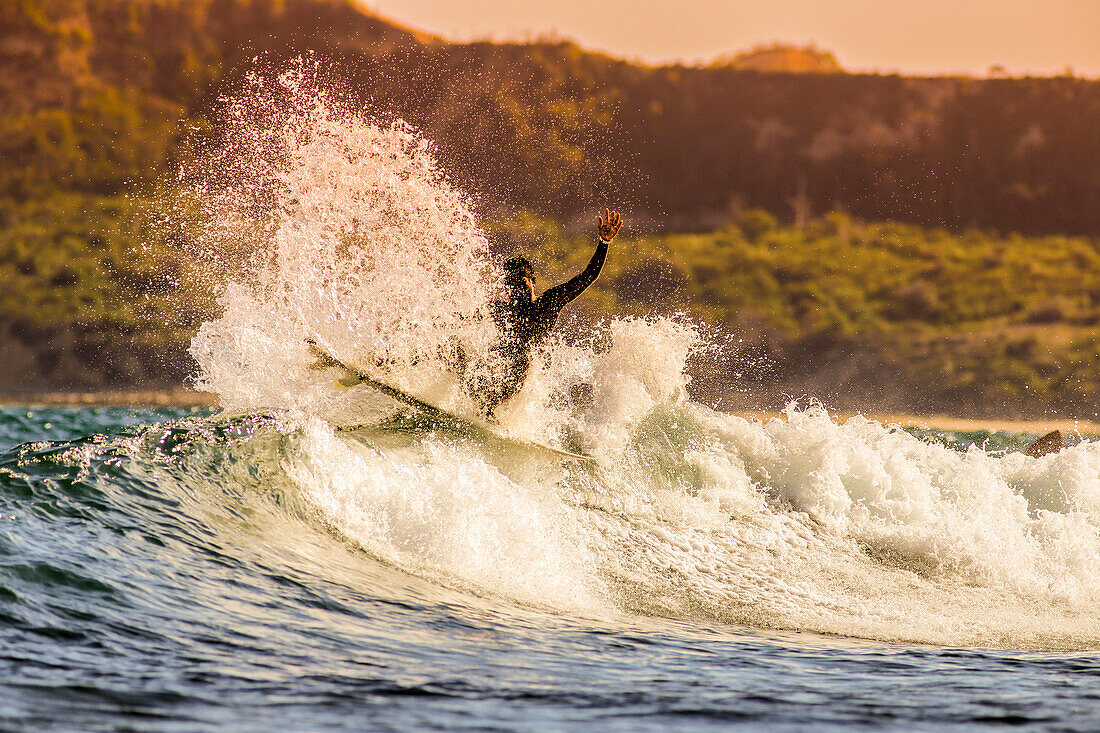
[597,208,622,242]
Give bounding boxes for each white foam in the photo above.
[589,404,1100,648]
[283,416,604,612]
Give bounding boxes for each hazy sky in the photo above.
[366,0,1099,77]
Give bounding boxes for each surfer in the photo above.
[469,208,623,417]
[311,209,622,421]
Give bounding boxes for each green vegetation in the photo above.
[0,194,202,388]
[2,0,1100,418]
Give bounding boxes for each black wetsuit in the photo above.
[476,236,610,415]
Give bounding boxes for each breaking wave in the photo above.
[174,60,1100,650]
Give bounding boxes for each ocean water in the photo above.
[2,405,1099,732]
[5,59,1100,730]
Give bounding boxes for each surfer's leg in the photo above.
[475,358,531,419]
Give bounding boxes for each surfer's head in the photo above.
[502,256,536,300]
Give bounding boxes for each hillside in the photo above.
[5,0,1100,232]
[2,0,1100,418]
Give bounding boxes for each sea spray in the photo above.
[183,59,502,419]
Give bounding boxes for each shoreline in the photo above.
[2,390,1096,435]
[0,389,218,409]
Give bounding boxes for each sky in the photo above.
[365,0,1100,77]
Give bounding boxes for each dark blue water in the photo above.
[1,406,1099,731]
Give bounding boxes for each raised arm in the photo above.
[539,209,622,310]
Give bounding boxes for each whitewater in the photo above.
[2,63,1099,730]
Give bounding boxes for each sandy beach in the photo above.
[0,389,217,409]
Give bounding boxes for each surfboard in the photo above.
[306,338,594,462]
